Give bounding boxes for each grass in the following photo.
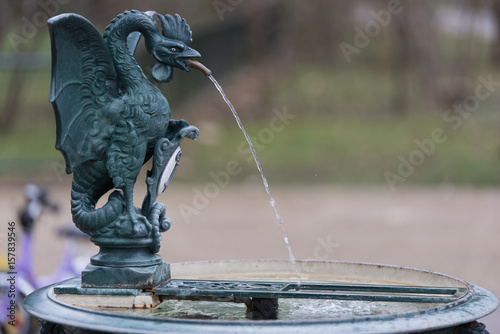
[178,63,500,187]
[2,65,500,186]
[180,113,500,186]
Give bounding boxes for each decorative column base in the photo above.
[82,261,170,289]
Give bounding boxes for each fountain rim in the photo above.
[171,258,477,282]
[24,259,498,334]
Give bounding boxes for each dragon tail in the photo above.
[71,161,124,236]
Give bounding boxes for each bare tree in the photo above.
[490,0,500,63]
[391,11,411,115]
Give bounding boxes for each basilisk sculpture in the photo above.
[48,10,209,287]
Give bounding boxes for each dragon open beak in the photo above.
[176,47,201,72]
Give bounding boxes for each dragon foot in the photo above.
[131,210,151,238]
[105,208,151,239]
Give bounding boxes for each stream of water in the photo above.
[208,74,301,286]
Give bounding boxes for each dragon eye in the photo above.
[171,47,179,52]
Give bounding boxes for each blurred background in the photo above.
[1,0,500,331]
[2,0,500,183]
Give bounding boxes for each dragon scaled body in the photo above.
[48,11,200,257]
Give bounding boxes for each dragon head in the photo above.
[146,12,201,83]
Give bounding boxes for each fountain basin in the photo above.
[24,260,497,333]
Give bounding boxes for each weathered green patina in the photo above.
[48,10,200,286]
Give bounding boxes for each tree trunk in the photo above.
[491,0,500,64]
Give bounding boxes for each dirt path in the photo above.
[1,181,499,330]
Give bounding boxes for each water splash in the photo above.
[208,74,301,286]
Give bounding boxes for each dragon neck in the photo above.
[104,11,158,91]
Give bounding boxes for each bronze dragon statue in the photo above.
[48,10,201,278]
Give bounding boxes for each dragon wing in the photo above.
[48,13,118,174]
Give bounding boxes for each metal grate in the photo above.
[155,280,468,304]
